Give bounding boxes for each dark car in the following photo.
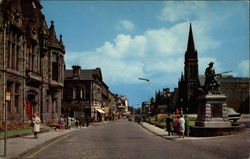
[227,107,241,122]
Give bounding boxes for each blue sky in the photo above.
[41,1,249,107]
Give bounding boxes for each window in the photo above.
[6,81,12,113]
[14,84,20,113]
[52,53,58,81]
[16,46,19,71]
[80,89,83,99]
[7,41,11,68]
[46,99,49,113]
[7,30,21,71]
[12,43,15,69]
[73,87,76,100]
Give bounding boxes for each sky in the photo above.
[41,1,249,107]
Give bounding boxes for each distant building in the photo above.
[199,75,249,113]
[0,0,65,122]
[116,95,129,116]
[178,24,250,113]
[63,66,116,121]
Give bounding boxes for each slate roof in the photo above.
[64,68,102,81]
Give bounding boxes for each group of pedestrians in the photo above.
[57,115,72,130]
[165,114,190,138]
[75,114,90,128]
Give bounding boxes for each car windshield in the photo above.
[227,108,237,114]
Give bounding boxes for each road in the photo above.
[20,119,250,159]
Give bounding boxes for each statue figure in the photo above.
[204,62,221,94]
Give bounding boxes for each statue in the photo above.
[204,62,221,94]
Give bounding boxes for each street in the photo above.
[20,119,250,159]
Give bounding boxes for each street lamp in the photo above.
[138,77,151,119]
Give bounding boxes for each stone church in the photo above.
[178,24,249,114]
[0,0,65,123]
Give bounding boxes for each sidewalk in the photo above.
[0,127,81,159]
[140,122,245,141]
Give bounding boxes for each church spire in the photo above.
[187,23,195,52]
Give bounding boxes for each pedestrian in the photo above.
[58,116,64,130]
[32,112,41,139]
[86,115,90,127]
[174,116,180,135]
[67,116,71,129]
[79,114,85,128]
[179,115,185,138]
[165,113,173,136]
[184,115,190,136]
[64,116,68,129]
[75,117,79,128]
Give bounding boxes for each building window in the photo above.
[6,81,13,113]
[7,41,11,68]
[80,89,83,99]
[16,46,19,71]
[52,53,58,81]
[73,87,76,100]
[7,30,21,71]
[46,99,49,113]
[14,84,20,113]
[12,43,15,69]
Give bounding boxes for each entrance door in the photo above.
[26,101,33,120]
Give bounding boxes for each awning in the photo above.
[96,108,105,114]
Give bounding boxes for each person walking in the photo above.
[32,112,41,139]
[86,115,90,127]
[67,116,71,129]
[184,115,190,136]
[179,115,185,138]
[58,116,64,130]
[166,114,173,136]
[174,116,180,136]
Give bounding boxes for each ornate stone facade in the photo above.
[0,0,65,123]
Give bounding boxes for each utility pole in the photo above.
[3,23,7,157]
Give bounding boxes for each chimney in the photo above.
[72,65,81,78]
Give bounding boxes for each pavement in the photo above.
[139,121,247,141]
[0,126,83,159]
[0,118,249,159]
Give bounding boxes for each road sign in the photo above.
[6,92,10,101]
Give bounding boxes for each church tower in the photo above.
[183,23,199,113]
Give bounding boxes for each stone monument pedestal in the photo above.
[195,94,231,128]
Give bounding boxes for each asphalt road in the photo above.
[21,119,250,159]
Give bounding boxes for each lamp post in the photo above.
[2,23,7,157]
[138,77,151,119]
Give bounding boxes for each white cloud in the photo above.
[115,20,135,32]
[66,20,221,87]
[158,1,207,22]
[238,60,249,77]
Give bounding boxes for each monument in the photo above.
[195,62,231,128]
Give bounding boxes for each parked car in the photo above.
[227,107,241,122]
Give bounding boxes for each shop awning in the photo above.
[96,108,105,114]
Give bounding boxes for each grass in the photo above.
[0,128,32,138]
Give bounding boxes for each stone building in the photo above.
[199,75,249,113]
[63,66,115,121]
[0,0,65,123]
[178,24,250,113]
